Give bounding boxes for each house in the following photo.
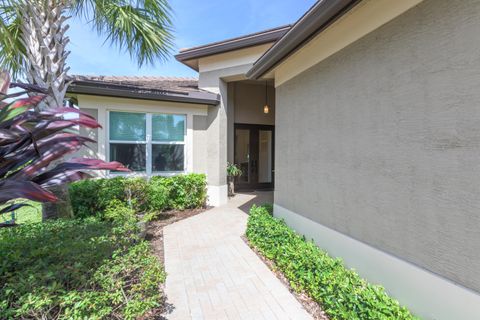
[67,24,285,205]
[67,0,480,318]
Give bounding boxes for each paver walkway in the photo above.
[163,192,313,320]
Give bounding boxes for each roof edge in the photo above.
[246,0,361,80]
[68,81,220,106]
[175,25,291,64]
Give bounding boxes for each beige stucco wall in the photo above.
[198,43,273,73]
[275,0,480,294]
[72,108,98,159]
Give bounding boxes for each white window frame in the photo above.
[107,110,187,176]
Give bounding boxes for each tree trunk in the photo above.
[20,1,73,220]
[42,184,74,220]
[21,1,71,110]
[228,176,235,197]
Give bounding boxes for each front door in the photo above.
[234,124,274,190]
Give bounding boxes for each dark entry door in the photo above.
[234,124,274,190]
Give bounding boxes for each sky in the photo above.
[67,0,317,78]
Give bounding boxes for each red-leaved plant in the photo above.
[0,72,129,224]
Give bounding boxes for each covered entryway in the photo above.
[227,79,275,192]
[234,124,274,190]
[175,26,285,205]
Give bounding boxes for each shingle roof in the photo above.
[67,75,219,105]
[70,75,203,93]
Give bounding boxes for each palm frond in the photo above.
[72,0,174,66]
[0,1,26,79]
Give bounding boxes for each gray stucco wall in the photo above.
[199,66,252,188]
[204,81,228,187]
[275,0,480,292]
[234,82,275,126]
[193,115,208,174]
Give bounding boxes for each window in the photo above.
[109,111,186,174]
[151,114,185,172]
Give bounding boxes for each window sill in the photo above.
[108,171,186,178]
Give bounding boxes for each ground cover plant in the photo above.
[1,173,206,318]
[246,205,419,320]
[69,173,207,220]
[0,217,166,319]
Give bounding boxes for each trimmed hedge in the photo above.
[69,173,207,219]
[246,205,419,320]
[0,218,165,319]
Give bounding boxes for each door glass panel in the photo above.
[258,130,272,183]
[235,129,250,183]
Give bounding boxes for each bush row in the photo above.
[246,205,418,320]
[69,173,207,219]
[0,218,165,319]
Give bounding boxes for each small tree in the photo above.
[227,162,242,197]
[0,74,128,226]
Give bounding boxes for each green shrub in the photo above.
[69,174,207,219]
[0,218,165,319]
[147,178,170,212]
[96,176,128,210]
[103,199,136,223]
[69,176,127,219]
[123,177,149,212]
[246,205,419,320]
[170,173,207,210]
[150,173,207,211]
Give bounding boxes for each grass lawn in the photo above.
[0,199,42,224]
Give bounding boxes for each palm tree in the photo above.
[1,0,173,108]
[0,0,173,218]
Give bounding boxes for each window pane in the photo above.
[110,144,146,171]
[110,112,146,141]
[234,129,250,183]
[152,144,184,172]
[258,130,273,183]
[152,114,185,142]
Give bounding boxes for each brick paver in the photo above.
[163,192,312,320]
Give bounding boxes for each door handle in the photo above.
[251,160,257,173]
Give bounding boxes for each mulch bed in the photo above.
[242,235,329,320]
[146,207,208,264]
